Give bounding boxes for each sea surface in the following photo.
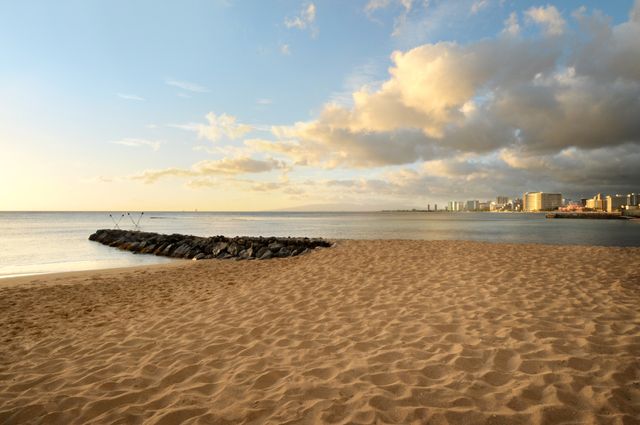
[1,211,639,278]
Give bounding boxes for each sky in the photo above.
[1,0,639,211]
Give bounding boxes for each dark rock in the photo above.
[88,229,332,261]
[256,246,268,258]
[141,244,156,254]
[172,243,190,257]
[259,249,273,260]
[186,248,200,259]
[268,242,284,251]
[212,242,228,256]
[238,249,248,259]
[161,244,175,256]
[153,243,168,255]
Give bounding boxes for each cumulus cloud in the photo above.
[525,5,566,35]
[236,4,640,199]
[133,157,289,184]
[171,112,253,142]
[111,138,161,151]
[251,5,639,177]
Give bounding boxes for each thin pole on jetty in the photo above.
[109,213,125,229]
[127,212,144,229]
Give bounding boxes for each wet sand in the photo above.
[1,240,639,424]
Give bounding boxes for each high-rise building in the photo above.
[513,198,523,211]
[522,192,562,211]
[466,200,479,211]
[606,195,627,212]
[523,192,537,211]
[586,193,605,211]
[628,193,639,207]
[496,196,509,206]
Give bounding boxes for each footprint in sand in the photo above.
[420,364,450,380]
[481,370,512,386]
[251,370,288,390]
[493,349,521,372]
[567,356,594,372]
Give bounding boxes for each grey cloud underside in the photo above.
[250,4,639,196]
[277,144,640,201]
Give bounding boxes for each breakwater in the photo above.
[545,212,629,220]
[89,229,332,260]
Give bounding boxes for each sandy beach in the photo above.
[1,240,639,424]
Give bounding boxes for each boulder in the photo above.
[259,249,273,260]
[256,246,268,258]
[268,242,284,251]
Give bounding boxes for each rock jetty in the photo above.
[89,229,332,260]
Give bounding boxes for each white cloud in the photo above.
[632,0,640,22]
[470,0,489,15]
[256,98,272,105]
[503,12,520,35]
[133,157,289,183]
[111,138,162,151]
[365,0,413,15]
[165,79,209,93]
[171,112,253,142]
[365,0,392,14]
[280,43,292,55]
[117,93,145,101]
[245,2,640,197]
[365,0,415,37]
[284,3,317,36]
[525,5,566,35]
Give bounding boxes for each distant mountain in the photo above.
[271,202,423,212]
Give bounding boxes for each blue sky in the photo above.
[1,0,638,210]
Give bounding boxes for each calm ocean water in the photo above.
[1,211,639,278]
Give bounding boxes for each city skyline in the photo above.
[2,0,640,211]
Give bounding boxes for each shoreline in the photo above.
[2,237,640,285]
